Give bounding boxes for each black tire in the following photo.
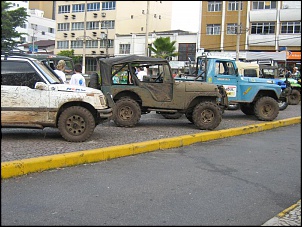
[58,106,95,142]
[185,112,193,123]
[240,103,255,115]
[89,72,99,89]
[278,100,289,111]
[113,97,141,127]
[288,89,301,105]
[192,102,222,130]
[161,112,183,119]
[254,96,279,121]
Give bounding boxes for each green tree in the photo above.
[57,49,82,64]
[1,1,28,50]
[148,37,178,60]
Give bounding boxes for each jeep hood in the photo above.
[241,77,276,85]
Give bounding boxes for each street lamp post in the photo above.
[82,1,87,74]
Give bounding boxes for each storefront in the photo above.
[286,51,301,71]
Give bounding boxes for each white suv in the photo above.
[1,55,113,142]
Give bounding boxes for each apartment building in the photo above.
[7,1,56,51]
[200,1,301,67]
[54,1,172,72]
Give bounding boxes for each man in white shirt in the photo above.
[69,63,86,87]
[136,67,147,81]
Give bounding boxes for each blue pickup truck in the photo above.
[175,55,291,121]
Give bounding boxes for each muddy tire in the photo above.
[161,112,183,119]
[89,72,99,89]
[278,100,289,111]
[113,97,141,127]
[288,89,301,105]
[254,96,279,121]
[185,112,193,123]
[240,103,255,115]
[58,106,95,142]
[192,102,222,130]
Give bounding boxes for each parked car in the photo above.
[1,55,113,142]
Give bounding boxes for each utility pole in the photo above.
[236,1,241,61]
[82,1,87,74]
[145,1,150,56]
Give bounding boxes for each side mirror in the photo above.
[35,82,48,90]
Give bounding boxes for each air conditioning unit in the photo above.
[71,33,75,37]
[92,32,97,37]
[92,51,96,54]
[64,33,68,37]
[93,13,97,18]
[64,15,68,19]
[72,15,76,19]
[101,12,106,17]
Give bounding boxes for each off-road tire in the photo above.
[58,106,96,142]
[89,72,99,89]
[254,96,279,121]
[185,112,193,123]
[288,89,301,105]
[192,102,222,130]
[240,103,255,115]
[161,112,183,119]
[278,100,289,111]
[113,97,141,127]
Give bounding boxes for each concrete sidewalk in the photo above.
[262,200,301,226]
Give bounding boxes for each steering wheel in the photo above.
[155,72,164,82]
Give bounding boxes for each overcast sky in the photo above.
[171,1,201,32]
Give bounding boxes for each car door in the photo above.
[1,60,50,127]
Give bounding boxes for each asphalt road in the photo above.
[1,124,300,226]
[1,104,301,162]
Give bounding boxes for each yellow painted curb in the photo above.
[277,199,301,218]
[1,117,300,179]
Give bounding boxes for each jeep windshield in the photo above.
[32,59,62,84]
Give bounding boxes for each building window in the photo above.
[71,40,83,48]
[86,40,99,48]
[252,1,276,10]
[71,22,84,30]
[58,5,70,14]
[178,43,196,61]
[119,44,130,54]
[72,4,85,12]
[20,37,26,43]
[251,22,275,34]
[206,24,221,35]
[48,28,54,33]
[57,41,69,49]
[101,20,115,29]
[100,39,114,48]
[228,1,243,11]
[227,23,238,34]
[86,58,98,72]
[102,1,116,10]
[208,1,222,12]
[87,2,100,11]
[281,21,301,34]
[86,21,99,30]
[58,23,70,31]
[20,23,27,29]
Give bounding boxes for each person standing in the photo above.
[69,63,86,87]
[292,66,300,80]
[54,60,67,84]
[136,67,147,81]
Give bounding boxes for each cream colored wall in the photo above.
[29,1,54,19]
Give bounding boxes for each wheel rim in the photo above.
[118,106,133,120]
[66,114,86,135]
[261,103,273,116]
[201,109,214,123]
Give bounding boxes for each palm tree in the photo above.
[148,37,178,60]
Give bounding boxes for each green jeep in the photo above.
[89,55,228,130]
